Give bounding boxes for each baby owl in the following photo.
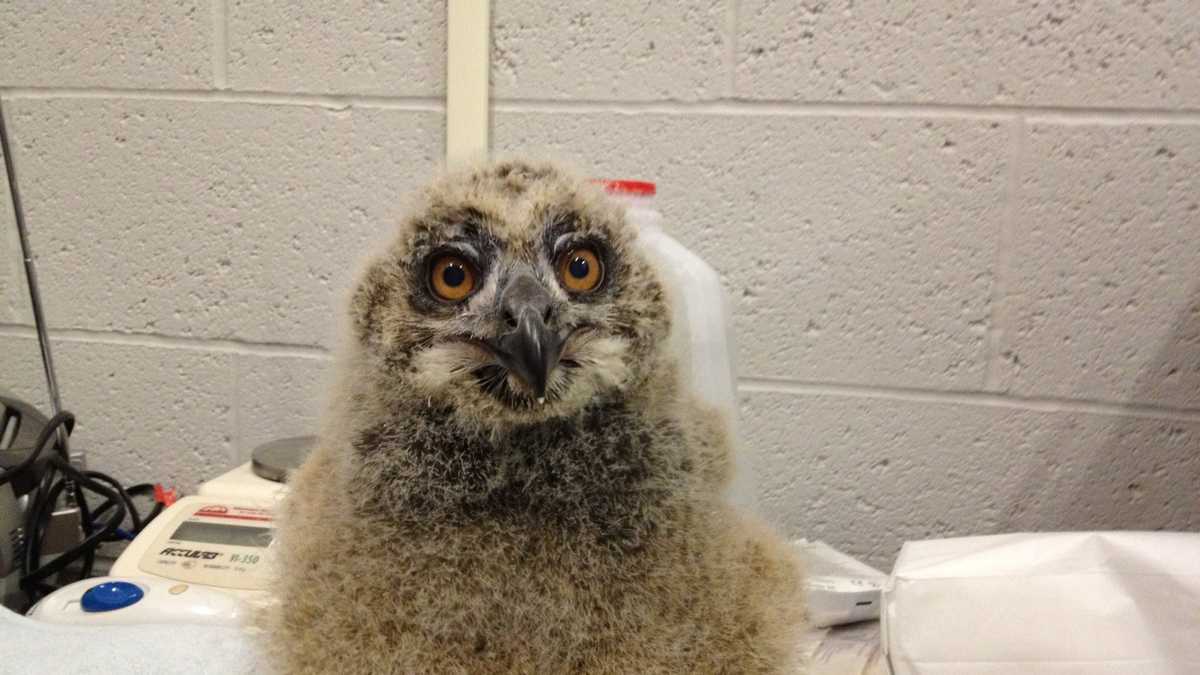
[264,159,806,673]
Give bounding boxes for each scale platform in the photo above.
[197,436,315,501]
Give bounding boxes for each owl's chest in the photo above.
[305,519,713,672]
[368,523,660,630]
[355,408,688,538]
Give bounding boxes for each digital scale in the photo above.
[107,437,313,598]
[29,437,313,623]
[108,497,277,596]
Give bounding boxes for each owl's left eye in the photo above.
[430,255,478,302]
[557,247,604,293]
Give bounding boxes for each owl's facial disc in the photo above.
[401,215,632,419]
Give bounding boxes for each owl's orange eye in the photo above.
[430,255,477,302]
[558,248,603,293]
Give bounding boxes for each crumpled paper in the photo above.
[882,531,1200,674]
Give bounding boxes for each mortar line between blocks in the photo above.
[3,321,1197,421]
[5,87,1200,122]
[231,354,242,465]
[494,99,1200,123]
[0,87,444,112]
[984,115,1025,391]
[738,377,1200,423]
[0,323,331,360]
[724,0,738,97]
[212,0,229,89]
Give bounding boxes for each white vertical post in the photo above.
[445,0,491,167]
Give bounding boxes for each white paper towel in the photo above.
[882,531,1200,674]
[1,606,267,674]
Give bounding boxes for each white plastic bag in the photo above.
[883,531,1200,674]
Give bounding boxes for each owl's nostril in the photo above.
[498,270,554,331]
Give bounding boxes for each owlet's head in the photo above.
[349,159,672,427]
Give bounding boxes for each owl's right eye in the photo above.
[430,255,477,302]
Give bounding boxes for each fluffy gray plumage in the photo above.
[262,159,806,673]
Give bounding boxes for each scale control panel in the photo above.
[111,496,276,595]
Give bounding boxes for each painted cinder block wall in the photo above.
[2,2,1198,570]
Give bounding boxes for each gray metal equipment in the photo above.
[251,436,316,483]
[0,395,50,608]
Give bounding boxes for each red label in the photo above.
[195,503,272,522]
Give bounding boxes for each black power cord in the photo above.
[0,411,166,610]
[21,455,122,596]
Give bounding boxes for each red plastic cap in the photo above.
[592,179,656,196]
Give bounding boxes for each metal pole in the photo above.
[0,94,70,455]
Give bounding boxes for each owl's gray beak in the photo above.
[489,273,563,399]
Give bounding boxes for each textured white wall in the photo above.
[2,1,1198,570]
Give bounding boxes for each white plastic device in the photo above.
[794,539,888,628]
[107,494,278,599]
[28,465,284,625]
[27,575,243,626]
[196,460,289,502]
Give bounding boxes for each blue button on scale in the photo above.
[81,581,145,612]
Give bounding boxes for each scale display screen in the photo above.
[137,500,277,592]
[171,521,273,548]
